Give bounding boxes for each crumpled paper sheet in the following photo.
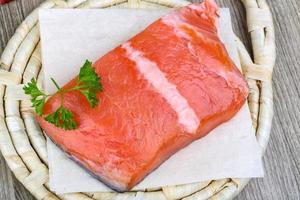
[39,8,264,193]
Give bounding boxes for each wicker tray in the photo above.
[0,0,275,199]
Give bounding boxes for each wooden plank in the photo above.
[0,1,42,200]
[0,153,15,200]
[0,0,299,199]
[235,0,300,199]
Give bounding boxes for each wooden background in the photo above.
[0,0,299,199]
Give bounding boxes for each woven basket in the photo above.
[0,0,275,199]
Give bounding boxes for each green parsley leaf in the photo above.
[23,60,102,130]
[45,106,77,130]
[79,89,99,108]
[78,60,102,107]
[23,78,47,116]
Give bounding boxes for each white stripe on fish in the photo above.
[122,42,199,134]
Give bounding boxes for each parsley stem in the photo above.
[50,78,61,91]
[61,85,89,93]
[50,77,65,107]
[60,93,64,105]
[71,85,89,90]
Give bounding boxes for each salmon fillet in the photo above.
[37,0,249,191]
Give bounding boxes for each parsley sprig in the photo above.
[23,78,49,116]
[23,60,102,130]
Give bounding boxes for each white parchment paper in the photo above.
[39,8,264,193]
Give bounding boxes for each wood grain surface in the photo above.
[0,0,299,199]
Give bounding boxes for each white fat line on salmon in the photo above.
[161,12,216,39]
[121,42,199,134]
[161,14,246,92]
